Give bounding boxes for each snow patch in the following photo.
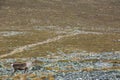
[0,31,25,36]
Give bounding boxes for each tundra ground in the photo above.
[0,0,120,80]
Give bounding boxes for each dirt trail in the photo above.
[0,32,80,58]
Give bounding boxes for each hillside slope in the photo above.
[0,0,120,31]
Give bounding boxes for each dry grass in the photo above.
[0,73,55,80]
[57,33,120,53]
[29,73,37,78]
[45,67,53,71]
[102,60,120,64]
[6,33,120,58]
[82,66,120,72]
[80,59,99,63]
[47,74,55,80]
[0,0,120,31]
[57,60,70,62]
[0,0,120,79]
[12,74,27,80]
[0,30,57,55]
[102,66,120,71]
[82,68,97,72]
[0,0,120,58]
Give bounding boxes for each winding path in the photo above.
[0,32,80,58]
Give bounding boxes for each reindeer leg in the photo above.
[24,67,28,73]
[11,69,16,76]
[13,69,17,74]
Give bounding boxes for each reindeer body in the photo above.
[11,61,32,74]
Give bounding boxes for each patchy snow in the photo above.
[71,30,102,34]
[0,31,25,37]
[94,62,113,68]
[33,26,102,35]
[33,26,60,30]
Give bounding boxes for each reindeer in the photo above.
[11,61,33,75]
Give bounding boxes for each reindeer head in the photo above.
[26,61,32,68]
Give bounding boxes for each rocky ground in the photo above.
[0,51,120,80]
